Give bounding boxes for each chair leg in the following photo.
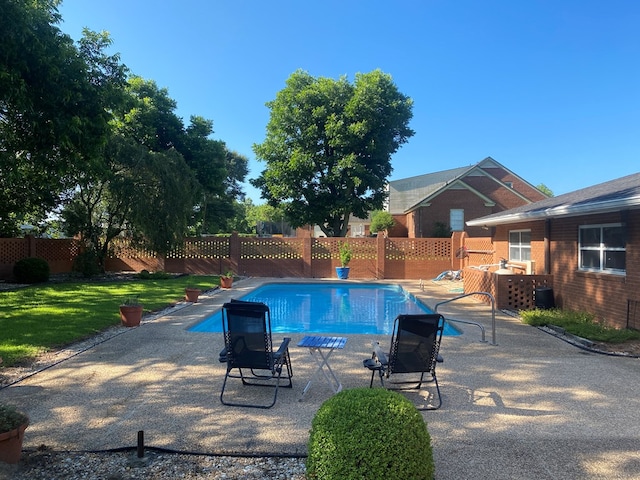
[220,367,283,409]
[416,374,442,411]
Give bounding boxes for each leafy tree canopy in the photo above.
[252,69,414,237]
[536,183,553,197]
[370,210,395,235]
[0,0,118,236]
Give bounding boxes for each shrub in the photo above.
[370,210,395,235]
[72,250,102,278]
[13,257,50,283]
[306,388,434,480]
[0,404,29,433]
[136,270,171,280]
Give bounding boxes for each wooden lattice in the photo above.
[241,238,304,260]
[35,239,82,262]
[311,238,377,261]
[463,237,495,267]
[108,238,157,260]
[172,238,230,259]
[385,238,451,260]
[0,238,28,263]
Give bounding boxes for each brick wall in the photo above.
[490,211,640,329]
[548,211,640,329]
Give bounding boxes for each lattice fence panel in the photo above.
[169,238,230,259]
[385,238,451,260]
[463,237,495,267]
[311,239,334,261]
[108,238,157,259]
[241,238,304,259]
[495,275,554,310]
[34,239,81,262]
[311,238,377,261]
[0,238,28,263]
[463,268,496,304]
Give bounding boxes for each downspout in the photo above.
[544,219,551,275]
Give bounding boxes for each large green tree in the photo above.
[0,1,115,236]
[63,72,246,268]
[252,69,414,237]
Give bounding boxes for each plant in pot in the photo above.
[336,242,352,279]
[184,286,202,303]
[0,403,29,464]
[220,270,234,289]
[119,296,143,327]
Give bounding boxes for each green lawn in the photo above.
[0,275,220,367]
[520,308,640,343]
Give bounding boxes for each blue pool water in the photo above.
[189,282,460,336]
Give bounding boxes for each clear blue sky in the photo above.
[58,0,639,203]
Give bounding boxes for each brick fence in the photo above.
[0,232,553,311]
[0,233,458,281]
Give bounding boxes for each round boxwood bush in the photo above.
[13,257,50,283]
[307,388,434,479]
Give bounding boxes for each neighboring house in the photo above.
[387,157,548,238]
[466,172,640,330]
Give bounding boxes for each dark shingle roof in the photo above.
[467,172,640,227]
[388,166,472,213]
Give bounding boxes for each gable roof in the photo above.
[388,156,537,214]
[467,172,640,227]
[388,165,471,213]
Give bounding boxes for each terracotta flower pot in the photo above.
[185,288,201,303]
[0,423,28,464]
[220,276,233,289]
[119,305,143,327]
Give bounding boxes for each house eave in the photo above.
[466,197,640,227]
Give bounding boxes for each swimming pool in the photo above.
[189,282,460,336]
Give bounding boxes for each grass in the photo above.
[0,274,221,367]
[520,308,640,343]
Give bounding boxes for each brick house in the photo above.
[387,157,547,238]
[466,172,640,330]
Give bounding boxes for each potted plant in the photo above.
[119,296,143,327]
[0,403,29,464]
[184,286,202,303]
[336,242,352,279]
[220,270,234,289]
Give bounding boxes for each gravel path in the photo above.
[1,450,307,479]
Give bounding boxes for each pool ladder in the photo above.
[434,291,497,346]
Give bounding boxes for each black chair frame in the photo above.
[219,300,293,408]
[364,313,445,410]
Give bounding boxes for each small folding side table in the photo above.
[298,335,347,400]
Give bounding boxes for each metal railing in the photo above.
[434,291,497,345]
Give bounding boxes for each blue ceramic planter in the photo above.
[335,267,350,279]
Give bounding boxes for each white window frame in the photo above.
[508,229,531,261]
[450,209,464,232]
[578,223,626,274]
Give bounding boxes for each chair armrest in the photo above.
[273,337,291,362]
[436,353,443,363]
[372,341,389,366]
[218,347,228,363]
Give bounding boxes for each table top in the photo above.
[298,335,347,349]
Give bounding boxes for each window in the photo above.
[509,230,531,261]
[450,209,464,231]
[579,224,625,273]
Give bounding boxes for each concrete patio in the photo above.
[1,277,640,479]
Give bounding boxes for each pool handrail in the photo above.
[433,291,497,346]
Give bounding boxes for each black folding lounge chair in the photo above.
[363,313,445,410]
[218,300,293,408]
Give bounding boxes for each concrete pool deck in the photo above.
[2,277,640,478]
